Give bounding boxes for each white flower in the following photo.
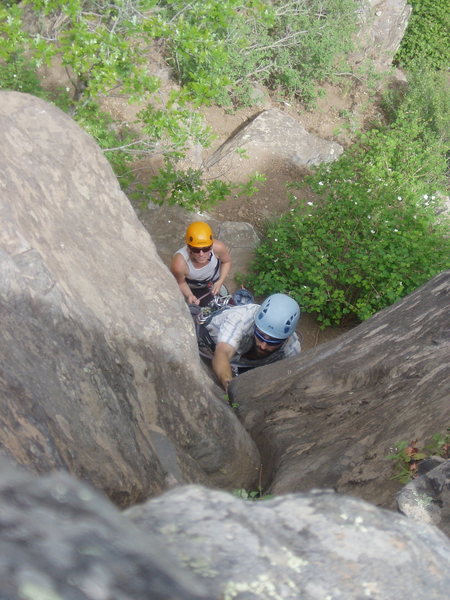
[367,215,372,219]
[274,238,278,242]
[367,189,372,192]
[307,201,313,206]
[394,228,399,232]
[318,181,324,186]
[354,201,358,205]
[397,196,402,200]
[431,195,436,200]
[423,194,428,200]
[371,229,375,234]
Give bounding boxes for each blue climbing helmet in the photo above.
[255,293,300,339]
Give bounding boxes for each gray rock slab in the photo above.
[204,109,343,176]
[231,270,450,510]
[397,458,450,538]
[0,459,209,600]
[351,0,412,70]
[126,484,450,600]
[0,91,260,505]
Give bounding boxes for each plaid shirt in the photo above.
[205,304,301,360]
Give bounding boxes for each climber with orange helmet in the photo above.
[170,221,232,307]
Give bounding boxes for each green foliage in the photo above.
[139,163,265,212]
[386,440,427,483]
[137,102,214,157]
[232,488,260,500]
[74,100,137,187]
[386,429,450,483]
[395,0,450,70]
[223,393,239,409]
[381,65,450,143]
[0,3,49,96]
[73,99,240,212]
[241,68,450,326]
[24,0,161,100]
[0,53,46,96]
[1,0,446,225]
[158,0,359,106]
[232,488,274,501]
[424,429,450,457]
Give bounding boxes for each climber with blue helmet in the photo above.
[205,293,301,391]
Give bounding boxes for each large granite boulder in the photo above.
[204,108,343,178]
[3,458,450,600]
[126,484,450,600]
[352,0,412,70]
[0,91,260,506]
[231,270,450,509]
[0,459,209,600]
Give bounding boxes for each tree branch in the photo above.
[244,29,308,53]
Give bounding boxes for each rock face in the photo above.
[3,458,450,600]
[397,459,450,538]
[0,91,260,506]
[204,108,343,177]
[126,484,450,600]
[0,459,210,600]
[231,271,450,509]
[352,0,412,69]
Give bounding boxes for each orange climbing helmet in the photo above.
[185,222,214,248]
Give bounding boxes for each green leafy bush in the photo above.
[74,100,137,188]
[241,69,450,326]
[158,0,359,106]
[386,440,427,483]
[0,53,46,96]
[395,0,450,70]
[23,0,161,100]
[139,162,266,212]
[0,2,48,96]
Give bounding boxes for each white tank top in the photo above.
[176,246,220,285]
